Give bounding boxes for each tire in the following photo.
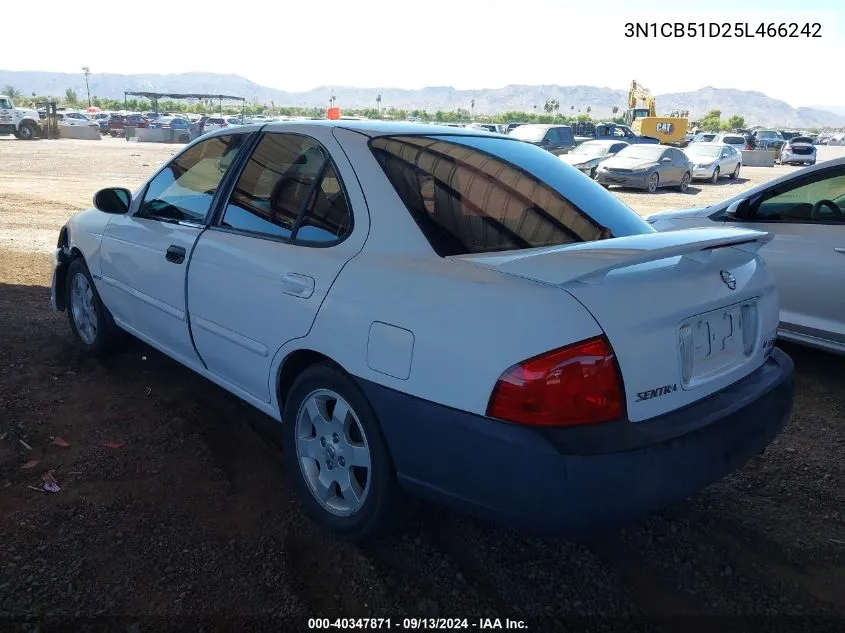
[283,362,396,543]
[177,133,189,143]
[646,172,659,193]
[710,167,720,183]
[15,122,35,140]
[730,163,740,179]
[65,257,122,357]
[678,172,691,193]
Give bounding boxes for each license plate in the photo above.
[679,301,756,388]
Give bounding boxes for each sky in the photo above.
[6,0,844,107]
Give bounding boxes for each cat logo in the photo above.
[656,122,675,134]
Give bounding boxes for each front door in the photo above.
[186,128,368,402]
[727,166,845,345]
[98,132,252,366]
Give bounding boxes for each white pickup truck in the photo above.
[0,95,41,140]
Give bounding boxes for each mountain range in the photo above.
[2,70,844,128]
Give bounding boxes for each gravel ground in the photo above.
[1,137,844,632]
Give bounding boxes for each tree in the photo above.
[2,85,21,99]
[727,114,746,130]
[612,105,619,116]
[376,93,381,113]
[699,109,722,131]
[65,88,79,105]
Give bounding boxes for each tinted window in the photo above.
[138,134,247,223]
[370,135,643,256]
[0,98,12,109]
[723,135,745,144]
[755,170,845,222]
[610,143,628,154]
[557,127,573,142]
[220,133,351,242]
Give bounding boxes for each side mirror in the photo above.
[725,199,749,221]
[93,187,131,214]
[661,156,671,163]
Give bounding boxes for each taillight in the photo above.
[486,335,625,427]
[744,144,751,150]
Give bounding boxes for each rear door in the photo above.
[98,132,252,366]
[186,128,369,402]
[725,166,845,346]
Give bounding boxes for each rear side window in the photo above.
[219,133,351,243]
[370,135,623,256]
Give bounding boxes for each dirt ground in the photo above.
[1,137,844,631]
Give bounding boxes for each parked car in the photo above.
[712,133,748,151]
[690,132,717,143]
[49,121,793,541]
[508,124,576,155]
[647,157,845,354]
[148,116,189,130]
[780,136,817,166]
[108,114,150,137]
[558,140,629,178]
[59,111,99,127]
[595,144,692,192]
[203,116,242,133]
[683,142,742,183]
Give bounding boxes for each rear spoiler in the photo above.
[456,227,774,286]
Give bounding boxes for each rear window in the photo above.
[369,135,652,256]
[722,135,745,144]
[207,118,223,124]
[508,125,548,142]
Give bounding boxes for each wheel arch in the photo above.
[276,348,347,418]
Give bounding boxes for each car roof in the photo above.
[580,139,626,145]
[260,119,524,138]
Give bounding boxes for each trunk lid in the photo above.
[456,228,780,422]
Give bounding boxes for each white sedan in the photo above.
[648,158,845,355]
[58,111,100,127]
[50,120,794,541]
[683,142,742,182]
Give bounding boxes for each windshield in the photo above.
[572,143,607,157]
[509,125,547,142]
[615,145,665,161]
[370,134,652,256]
[686,145,721,158]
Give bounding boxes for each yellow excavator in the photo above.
[623,80,689,146]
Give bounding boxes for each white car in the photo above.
[59,111,99,127]
[49,120,794,541]
[559,140,629,178]
[780,136,817,166]
[683,142,742,183]
[203,116,243,133]
[712,133,747,152]
[647,157,845,354]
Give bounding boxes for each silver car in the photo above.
[713,133,747,151]
[595,144,692,193]
[558,140,629,178]
[780,136,817,166]
[683,142,742,183]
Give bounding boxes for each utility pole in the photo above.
[82,67,91,107]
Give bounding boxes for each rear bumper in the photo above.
[781,151,815,163]
[358,348,794,536]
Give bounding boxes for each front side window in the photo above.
[137,133,248,223]
[370,135,637,256]
[754,170,845,223]
[0,98,12,109]
[219,133,352,243]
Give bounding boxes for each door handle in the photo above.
[165,245,186,264]
[281,273,315,298]
[835,248,845,255]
